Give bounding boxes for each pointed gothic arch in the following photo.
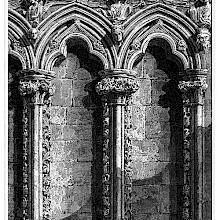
[119,3,200,71]
[35,3,117,70]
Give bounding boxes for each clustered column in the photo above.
[18,70,55,220]
[178,70,208,220]
[96,69,139,220]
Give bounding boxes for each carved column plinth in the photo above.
[178,70,208,220]
[19,69,55,220]
[96,69,139,220]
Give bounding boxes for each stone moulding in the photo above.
[178,70,208,220]
[22,100,30,220]
[18,69,55,220]
[96,69,139,220]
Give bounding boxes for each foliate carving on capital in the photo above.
[178,78,208,105]
[178,78,208,92]
[19,80,55,104]
[96,77,139,96]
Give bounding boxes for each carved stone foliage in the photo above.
[124,96,133,220]
[42,103,52,219]
[188,0,211,29]
[182,104,192,220]
[178,78,208,103]
[19,78,55,104]
[102,101,111,218]
[96,70,139,220]
[22,100,30,220]
[96,77,139,95]
[100,1,133,45]
[178,76,208,220]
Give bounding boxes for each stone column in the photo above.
[178,70,208,220]
[18,69,55,220]
[96,69,139,220]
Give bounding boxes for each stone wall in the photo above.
[130,52,184,220]
[48,48,103,219]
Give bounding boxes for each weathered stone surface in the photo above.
[130,105,146,140]
[132,80,151,105]
[151,80,168,104]
[50,106,67,125]
[51,79,73,106]
[51,125,63,140]
[145,121,170,139]
[145,105,170,122]
[66,107,92,125]
[63,125,92,141]
[75,68,92,81]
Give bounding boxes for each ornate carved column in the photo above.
[96,69,139,220]
[178,69,208,220]
[18,70,55,220]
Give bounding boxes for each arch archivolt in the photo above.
[118,3,201,71]
[8,9,34,69]
[35,3,117,71]
[8,3,203,73]
[38,21,113,70]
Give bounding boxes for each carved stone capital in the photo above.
[178,75,208,105]
[178,78,208,93]
[19,69,55,104]
[96,69,139,97]
[96,77,139,96]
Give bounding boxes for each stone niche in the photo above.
[49,38,104,219]
[130,39,184,220]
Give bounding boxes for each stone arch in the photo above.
[8,9,34,69]
[119,3,200,71]
[35,3,117,70]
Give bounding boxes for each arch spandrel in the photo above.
[119,3,201,72]
[35,3,117,70]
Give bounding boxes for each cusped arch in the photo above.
[44,33,109,70]
[119,3,200,71]
[8,9,35,69]
[128,32,188,70]
[35,3,117,70]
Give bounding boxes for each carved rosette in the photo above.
[96,77,139,96]
[178,75,208,220]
